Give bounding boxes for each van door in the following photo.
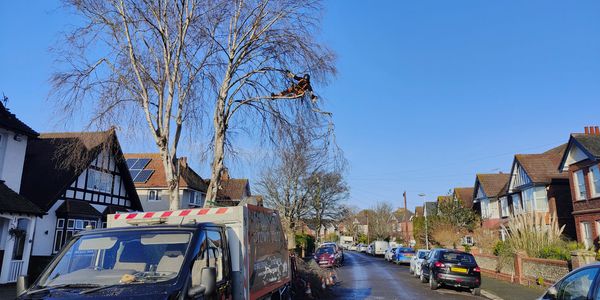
[206,228,232,299]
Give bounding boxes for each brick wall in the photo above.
[548,182,576,240]
[569,161,600,248]
[474,253,569,286]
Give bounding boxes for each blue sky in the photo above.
[1,1,600,211]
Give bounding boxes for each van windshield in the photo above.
[37,230,193,288]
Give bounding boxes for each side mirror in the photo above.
[545,286,558,300]
[189,267,216,297]
[16,275,28,297]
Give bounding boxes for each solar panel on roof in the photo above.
[134,169,154,183]
[129,170,141,180]
[126,158,138,168]
[132,158,151,170]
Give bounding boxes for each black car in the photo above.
[420,248,481,295]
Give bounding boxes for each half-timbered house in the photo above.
[19,129,141,276]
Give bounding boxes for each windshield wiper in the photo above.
[28,283,101,295]
[79,283,123,295]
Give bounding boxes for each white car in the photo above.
[349,244,358,251]
[410,249,430,277]
[385,247,397,261]
[366,244,374,255]
[358,244,368,253]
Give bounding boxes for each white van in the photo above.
[373,241,389,256]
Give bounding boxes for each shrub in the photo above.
[501,213,564,258]
[538,245,570,261]
[493,240,510,256]
[430,221,464,248]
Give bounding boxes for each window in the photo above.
[189,191,205,206]
[581,222,593,250]
[87,169,112,193]
[148,190,161,201]
[534,186,549,212]
[206,229,228,282]
[489,198,499,218]
[512,193,522,215]
[555,267,598,300]
[574,170,587,200]
[590,165,600,197]
[500,197,509,217]
[480,198,490,219]
[522,188,535,212]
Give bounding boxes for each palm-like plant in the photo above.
[500,212,565,257]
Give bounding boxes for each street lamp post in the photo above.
[418,193,429,250]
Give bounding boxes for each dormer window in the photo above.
[574,170,587,200]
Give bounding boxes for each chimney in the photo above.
[596,126,600,135]
[585,126,590,134]
[221,167,230,180]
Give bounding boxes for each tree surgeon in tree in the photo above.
[272,71,317,102]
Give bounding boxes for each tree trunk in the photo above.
[205,76,230,207]
[159,148,180,210]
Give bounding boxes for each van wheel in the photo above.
[420,271,428,283]
[429,271,438,290]
[471,288,481,296]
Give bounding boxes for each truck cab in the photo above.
[17,223,230,299]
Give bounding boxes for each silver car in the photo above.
[410,249,430,277]
[538,263,600,300]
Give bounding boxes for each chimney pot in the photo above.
[585,126,590,134]
[596,126,600,135]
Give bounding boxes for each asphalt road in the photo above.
[324,251,483,300]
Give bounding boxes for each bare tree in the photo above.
[371,201,395,240]
[257,137,320,232]
[52,0,213,209]
[306,171,349,243]
[202,0,336,206]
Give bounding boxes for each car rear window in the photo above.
[317,247,335,255]
[441,252,475,264]
[399,248,415,253]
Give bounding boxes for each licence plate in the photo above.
[451,267,468,273]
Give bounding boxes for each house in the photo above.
[505,144,575,239]
[453,187,475,209]
[558,126,600,249]
[124,153,208,211]
[414,206,424,218]
[212,168,252,206]
[424,201,437,217]
[473,173,510,231]
[20,130,142,276]
[0,102,43,283]
[391,208,414,242]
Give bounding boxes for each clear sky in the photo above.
[1,1,600,211]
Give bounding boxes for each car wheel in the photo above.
[429,271,438,290]
[471,288,481,296]
[420,271,428,283]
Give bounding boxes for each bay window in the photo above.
[574,170,587,200]
[590,165,600,197]
[512,193,522,215]
[521,186,548,212]
[480,198,490,219]
[500,197,509,217]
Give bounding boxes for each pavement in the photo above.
[480,275,546,300]
[325,251,479,299]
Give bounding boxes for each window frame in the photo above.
[581,221,594,250]
[148,190,161,202]
[589,165,600,198]
[574,169,588,200]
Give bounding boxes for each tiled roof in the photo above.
[414,206,424,217]
[572,134,600,159]
[454,187,474,208]
[515,144,568,184]
[217,179,249,201]
[0,101,38,137]
[124,153,207,191]
[20,130,142,211]
[0,181,42,215]
[476,173,510,198]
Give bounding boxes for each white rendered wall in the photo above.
[31,200,63,256]
[0,129,28,192]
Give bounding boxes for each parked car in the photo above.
[420,249,481,295]
[410,249,430,277]
[349,244,358,251]
[385,247,398,262]
[372,241,389,256]
[538,263,600,300]
[394,247,416,264]
[366,243,374,255]
[358,244,368,253]
[320,242,344,263]
[314,246,341,268]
